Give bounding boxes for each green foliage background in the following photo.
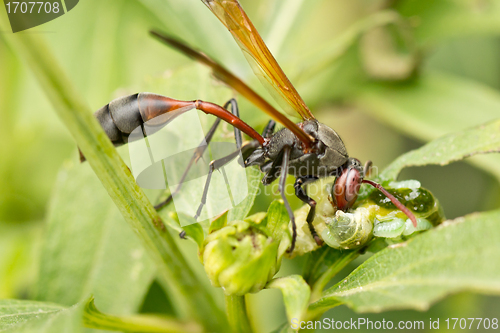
[1,0,500,332]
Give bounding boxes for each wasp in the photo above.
[87,0,417,253]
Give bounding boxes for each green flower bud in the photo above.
[402,217,433,236]
[321,208,373,250]
[373,217,406,238]
[366,180,444,226]
[201,220,280,295]
[291,178,445,253]
[357,180,445,248]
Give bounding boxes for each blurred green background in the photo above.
[1,0,500,331]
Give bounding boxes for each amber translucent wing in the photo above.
[202,0,314,120]
[150,31,314,146]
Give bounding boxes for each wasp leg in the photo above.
[262,145,295,251]
[192,98,262,220]
[179,139,259,239]
[191,98,256,221]
[225,98,242,149]
[154,98,246,212]
[225,99,274,158]
[277,146,297,253]
[194,139,261,222]
[155,99,244,211]
[153,98,245,239]
[261,138,287,186]
[262,119,276,138]
[261,145,296,252]
[194,148,243,220]
[154,117,222,212]
[165,117,222,239]
[294,176,322,245]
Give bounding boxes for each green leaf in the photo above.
[395,0,500,46]
[294,10,409,81]
[227,166,262,222]
[353,72,500,181]
[303,247,359,301]
[179,221,205,249]
[382,119,500,180]
[36,162,155,314]
[208,212,228,234]
[137,0,238,65]
[355,72,500,139]
[83,297,202,333]
[267,275,310,324]
[310,209,500,313]
[264,0,307,59]
[303,247,346,287]
[0,223,41,299]
[265,200,290,243]
[269,322,292,333]
[0,300,82,333]
[162,211,205,249]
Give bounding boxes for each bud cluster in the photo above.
[200,219,282,295]
[292,178,444,252]
[198,179,444,295]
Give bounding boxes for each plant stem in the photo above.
[84,297,203,333]
[226,295,253,333]
[0,15,227,332]
[304,299,343,325]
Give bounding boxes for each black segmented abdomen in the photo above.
[94,93,141,146]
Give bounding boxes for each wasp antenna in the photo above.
[149,29,315,148]
[79,149,86,163]
[362,179,418,227]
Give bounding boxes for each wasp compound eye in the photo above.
[345,168,362,203]
[332,166,362,211]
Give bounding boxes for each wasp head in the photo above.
[332,158,365,211]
